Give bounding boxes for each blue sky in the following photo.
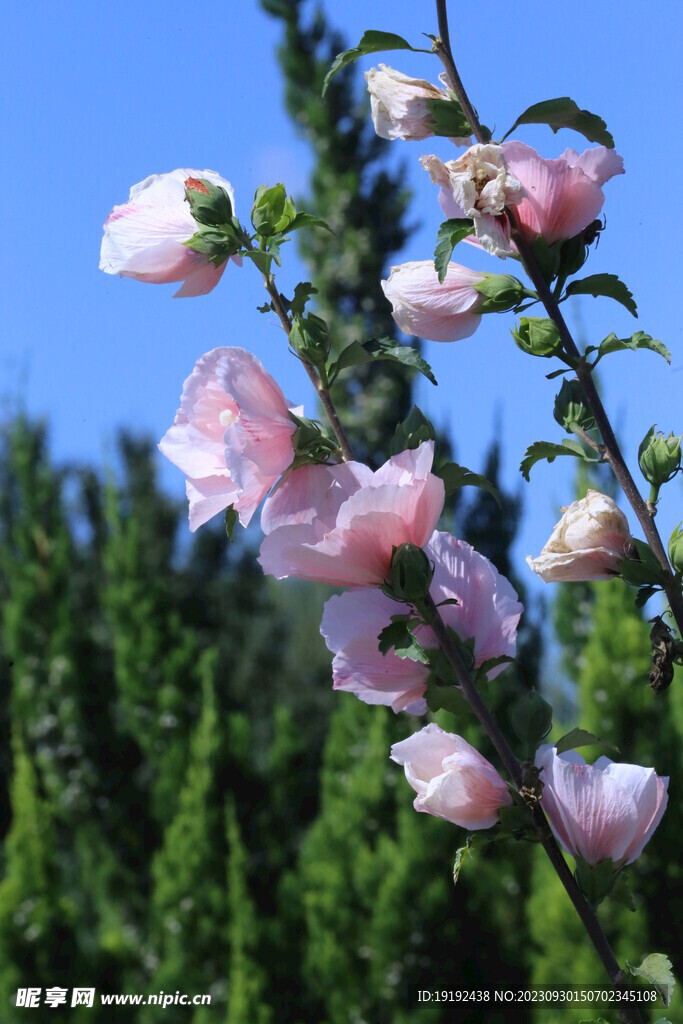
[1,0,681,587]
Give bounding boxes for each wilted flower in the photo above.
[320,532,522,713]
[365,64,470,145]
[536,745,669,867]
[159,348,299,531]
[526,489,633,582]
[421,144,524,254]
[381,260,486,342]
[432,143,624,252]
[391,724,512,829]
[100,168,240,297]
[258,441,444,586]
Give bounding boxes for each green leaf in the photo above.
[554,728,620,759]
[322,30,422,96]
[436,462,502,507]
[377,617,429,664]
[389,406,437,455]
[330,338,437,386]
[520,439,600,482]
[497,803,536,840]
[225,505,239,542]
[286,282,318,318]
[635,585,660,609]
[434,218,475,283]
[426,97,471,139]
[501,97,614,147]
[606,870,636,912]
[588,331,670,365]
[564,273,637,317]
[285,212,334,234]
[627,953,675,1006]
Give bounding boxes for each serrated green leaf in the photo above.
[426,97,471,139]
[554,728,620,759]
[330,338,437,386]
[225,505,239,542]
[322,30,423,96]
[285,281,317,317]
[426,680,471,716]
[627,953,675,1006]
[520,439,600,482]
[501,96,614,147]
[434,218,475,283]
[242,249,274,275]
[564,273,637,317]
[377,618,429,664]
[588,331,670,365]
[436,462,502,507]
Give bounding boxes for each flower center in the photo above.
[219,407,238,428]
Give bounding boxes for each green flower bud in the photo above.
[668,523,683,575]
[553,379,596,434]
[251,183,296,237]
[386,543,434,604]
[638,426,682,488]
[185,177,235,226]
[289,413,337,465]
[511,317,561,358]
[289,314,331,370]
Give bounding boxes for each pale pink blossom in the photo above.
[391,724,512,829]
[381,261,486,343]
[536,745,669,867]
[527,489,633,583]
[100,168,241,297]
[365,64,470,145]
[421,144,524,255]
[434,143,624,251]
[320,531,522,713]
[258,441,444,586]
[159,348,298,531]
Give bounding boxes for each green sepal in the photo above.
[474,273,534,314]
[509,688,553,748]
[619,539,667,588]
[668,523,683,575]
[574,857,616,906]
[384,543,434,605]
[564,273,637,317]
[496,802,537,842]
[426,97,471,140]
[388,406,436,455]
[225,505,239,542]
[500,96,614,148]
[638,426,681,488]
[512,316,562,357]
[519,439,601,481]
[434,218,475,283]
[322,30,425,96]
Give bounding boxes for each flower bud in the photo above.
[289,314,331,370]
[638,426,682,488]
[511,317,561,358]
[290,414,337,465]
[553,379,596,434]
[185,177,235,226]
[251,183,296,237]
[386,542,434,604]
[668,524,683,575]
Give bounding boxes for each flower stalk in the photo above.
[433,0,683,639]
